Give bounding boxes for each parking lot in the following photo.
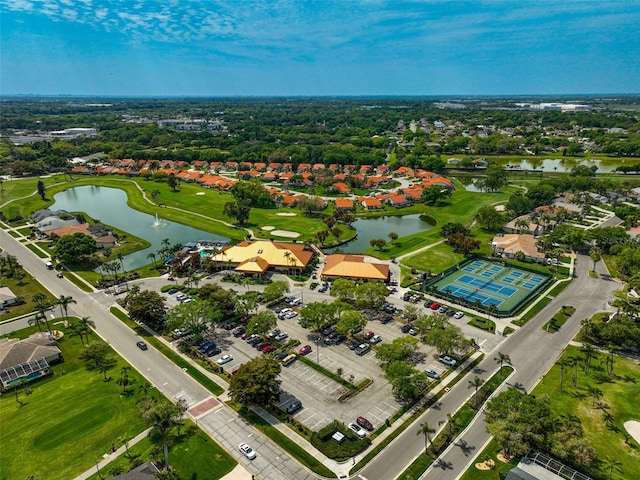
[160,277,503,432]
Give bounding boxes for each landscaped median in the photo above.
[350,352,485,475]
[397,365,514,480]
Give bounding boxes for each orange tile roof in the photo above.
[322,254,389,281]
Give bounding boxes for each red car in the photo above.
[430,302,441,310]
[261,345,275,353]
[363,331,374,340]
[356,416,374,432]
[298,345,312,355]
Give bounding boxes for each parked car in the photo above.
[363,331,374,340]
[298,345,312,355]
[332,333,347,345]
[268,328,281,338]
[430,302,441,310]
[401,324,413,334]
[348,340,360,351]
[233,326,246,337]
[424,300,433,308]
[167,288,179,295]
[369,334,382,344]
[425,368,440,379]
[136,341,148,350]
[173,328,190,338]
[286,400,303,414]
[254,341,269,350]
[356,416,374,431]
[274,351,288,361]
[322,326,336,336]
[239,443,256,460]
[217,354,233,365]
[355,344,371,356]
[261,345,275,354]
[453,311,464,319]
[348,422,367,438]
[438,306,448,314]
[223,322,237,330]
[274,332,289,342]
[438,355,457,367]
[206,347,222,357]
[350,325,363,335]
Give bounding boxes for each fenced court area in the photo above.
[424,257,553,317]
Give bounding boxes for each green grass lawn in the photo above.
[458,438,520,480]
[0,323,151,479]
[0,268,57,322]
[87,422,236,480]
[532,345,640,480]
[0,321,234,479]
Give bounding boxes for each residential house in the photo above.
[0,332,62,389]
[332,182,351,194]
[385,194,412,208]
[334,198,354,211]
[0,286,18,308]
[491,233,545,262]
[361,197,383,210]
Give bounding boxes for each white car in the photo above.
[453,311,464,319]
[239,442,256,460]
[438,355,457,367]
[369,334,382,344]
[217,354,233,365]
[348,422,367,439]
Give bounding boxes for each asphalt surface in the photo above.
[1,226,621,480]
[0,229,318,480]
[354,254,621,480]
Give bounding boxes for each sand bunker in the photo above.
[494,205,506,211]
[276,212,297,216]
[262,226,275,231]
[624,420,640,445]
[271,230,300,238]
[475,459,495,470]
[196,192,205,196]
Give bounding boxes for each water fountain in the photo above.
[151,213,168,229]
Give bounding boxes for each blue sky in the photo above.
[1,0,639,96]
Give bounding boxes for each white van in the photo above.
[281,354,297,367]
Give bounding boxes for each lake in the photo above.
[326,214,434,254]
[50,186,227,270]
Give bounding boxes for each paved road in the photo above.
[355,254,621,480]
[0,229,319,480]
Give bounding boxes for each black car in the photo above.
[167,288,179,295]
[321,326,336,337]
[247,337,263,346]
[233,326,246,337]
[350,325,362,335]
[348,340,360,351]
[424,300,434,308]
[274,351,288,360]
[401,324,413,334]
[206,347,222,357]
[254,341,269,350]
[223,322,237,331]
[380,315,393,324]
[136,341,148,350]
[333,333,347,345]
[286,400,302,414]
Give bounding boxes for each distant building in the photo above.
[322,254,389,282]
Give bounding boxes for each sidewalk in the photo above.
[252,350,484,478]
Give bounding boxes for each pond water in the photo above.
[50,186,228,270]
[326,214,434,254]
[493,157,631,173]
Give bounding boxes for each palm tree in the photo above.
[138,382,153,401]
[439,413,459,441]
[142,401,182,471]
[603,455,622,480]
[28,312,46,332]
[468,376,484,408]
[558,358,567,392]
[57,295,76,322]
[417,421,436,455]
[589,246,602,272]
[493,351,511,369]
[587,385,603,407]
[581,343,597,374]
[118,366,132,394]
[31,292,53,332]
[147,252,157,269]
[77,316,96,344]
[580,318,593,341]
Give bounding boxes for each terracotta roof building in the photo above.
[322,254,389,281]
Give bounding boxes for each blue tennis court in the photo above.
[427,258,553,315]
